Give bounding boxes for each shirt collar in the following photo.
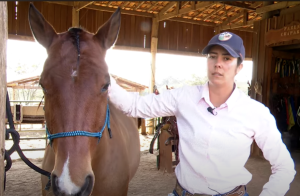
[199,82,240,112]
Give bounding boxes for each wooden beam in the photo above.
[231,27,253,33]
[0,2,7,194]
[249,1,263,9]
[218,20,254,31]
[45,1,74,6]
[46,1,154,18]
[256,1,300,14]
[203,6,223,21]
[158,1,177,16]
[134,1,145,11]
[280,4,300,15]
[86,4,154,18]
[168,17,215,26]
[121,1,130,9]
[76,1,94,11]
[72,2,80,27]
[214,6,236,21]
[158,1,215,21]
[147,2,159,11]
[243,9,248,25]
[192,3,216,19]
[218,11,244,26]
[221,1,256,11]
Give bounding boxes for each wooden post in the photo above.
[141,119,146,135]
[72,2,80,27]
[0,1,7,194]
[150,17,159,94]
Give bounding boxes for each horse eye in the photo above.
[40,84,47,94]
[101,83,110,92]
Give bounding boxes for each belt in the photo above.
[174,181,246,196]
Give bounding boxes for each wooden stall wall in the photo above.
[8,1,72,36]
[79,8,152,48]
[157,20,215,54]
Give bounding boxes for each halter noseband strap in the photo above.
[46,103,112,145]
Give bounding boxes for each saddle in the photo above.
[149,85,180,163]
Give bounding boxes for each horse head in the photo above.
[28,3,121,196]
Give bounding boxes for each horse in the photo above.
[28,3,140,196]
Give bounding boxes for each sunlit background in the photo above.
[7,39,253,94]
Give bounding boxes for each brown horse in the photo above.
[28,3,140,196]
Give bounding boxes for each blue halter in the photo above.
[46,103,111,145]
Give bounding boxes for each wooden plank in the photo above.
[0,2,7,194]
[191,24,200,53]
[223,2,256,11]
[280,5,300,16]
[158,1,177,16]
[7,1,13,34]
[147,2,159,12]
[130,15,136,46]
[203,5,224,21]
[168,21,179,50]
[217,10,245,26]
[157,21,169,50]
[134,1,144,11]
[158,1,215,21]
[256,1,300,14]
[55,3,62,32]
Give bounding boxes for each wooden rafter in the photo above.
[76,1,94,11]
[218,10,244,26]
[203,5,224,21]
[168,17,215,26]
[249,1,263,9]
[215,6,236,20]
[121,1,130,9]
[221,1,256,11]
[147,1,159,11]
[256,1,300,14]
[218,20,254,31]
[158,1,214,21]
[158,1,177,16]
[134,1,145,10]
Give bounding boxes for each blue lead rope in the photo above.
[46,103,111,145]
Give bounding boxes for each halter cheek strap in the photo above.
[46,103,112,146]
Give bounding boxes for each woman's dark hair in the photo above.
[237,57,242,67]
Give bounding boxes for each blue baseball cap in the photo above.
[202,32,245,61]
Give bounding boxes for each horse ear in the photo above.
[94,7,121,49]
[28,3,57,49]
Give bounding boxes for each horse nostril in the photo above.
[79,175,94,196]
[51,173,60,195]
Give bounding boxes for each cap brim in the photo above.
[202,43,240,58]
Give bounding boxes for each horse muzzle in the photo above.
[52,174,94,196]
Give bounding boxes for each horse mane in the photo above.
[68,28,83,78]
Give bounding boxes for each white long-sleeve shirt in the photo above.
[108,76,296,196]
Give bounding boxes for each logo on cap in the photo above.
[218,32,232,41]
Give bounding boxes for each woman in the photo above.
[108,32,296,196]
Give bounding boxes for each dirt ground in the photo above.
[4,133,300,196]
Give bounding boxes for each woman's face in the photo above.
[207,45,243,87]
